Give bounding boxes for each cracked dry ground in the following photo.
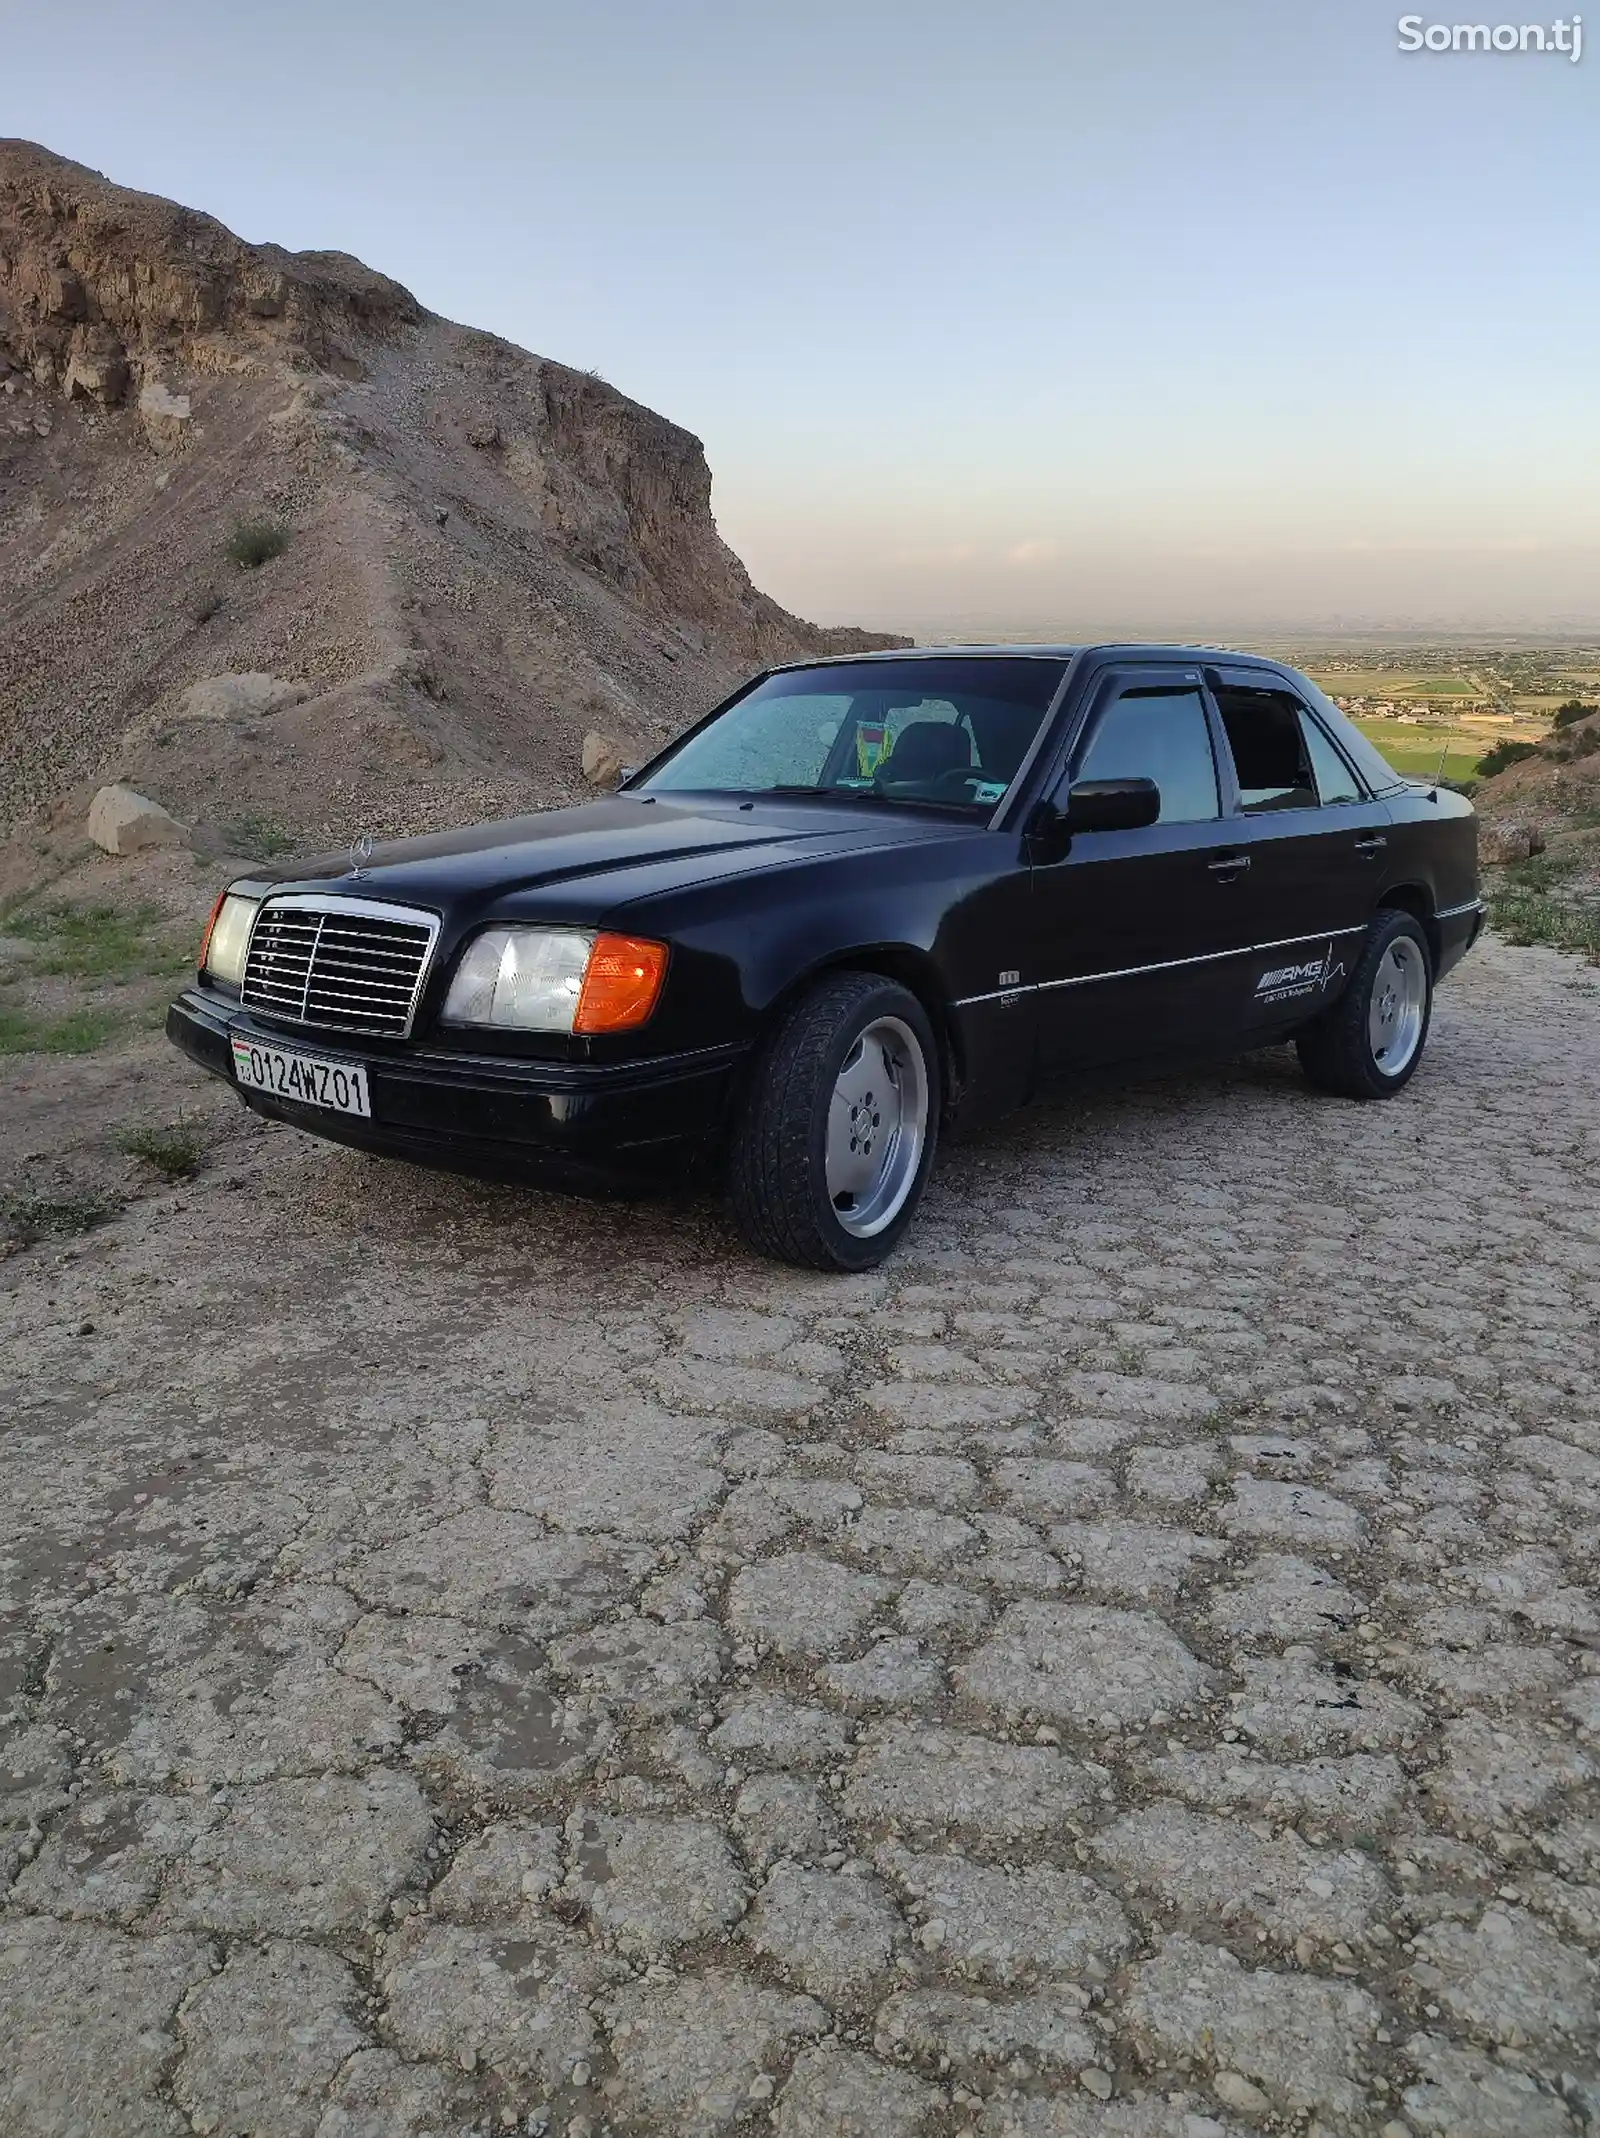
[2,935,1599,2138]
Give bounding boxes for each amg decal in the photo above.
[1254,942,1346,1006]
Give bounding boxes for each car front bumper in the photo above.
[166,990,750,1194]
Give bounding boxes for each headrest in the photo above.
[880,721,971,780]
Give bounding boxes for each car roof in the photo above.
[774,643,1290,673]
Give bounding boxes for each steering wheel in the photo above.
[925,768,990,800]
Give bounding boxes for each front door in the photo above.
[1029,670,1265,1077]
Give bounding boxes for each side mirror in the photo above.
[1065,776,1160,834]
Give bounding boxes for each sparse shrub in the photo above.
[2,1190,118,1246]
[117,1120,205,1179]
[6,902,185,981]
[226,516,290,570]
[191,590,225,624]
[1488,844,1600,964]
[1491,887,1600,963]
[222,812,298,859]
[1476,738,1540,779]
[0,1005,121,1055]
[1501,849,1579,894]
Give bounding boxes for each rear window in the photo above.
[1298,680,1408,796]
[1213,687,1319,813]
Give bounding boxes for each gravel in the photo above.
[1,933,1598,2135]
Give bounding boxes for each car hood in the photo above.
[262,794,963,910]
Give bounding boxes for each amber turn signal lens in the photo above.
[574,934,669,1034]
[197,890,228,971]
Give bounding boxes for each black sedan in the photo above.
[169,645,1482,1269]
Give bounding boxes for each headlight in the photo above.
[199,889,261,988]
[442,927,668,1035]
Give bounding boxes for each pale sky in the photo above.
[5,0,1596,637]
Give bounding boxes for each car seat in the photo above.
[877,721,973,783]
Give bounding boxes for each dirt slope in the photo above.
[0,139,902,849]
[1473,708,1600,831]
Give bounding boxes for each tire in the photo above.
[1296,908,1433,1100]
[729,972,941,1271]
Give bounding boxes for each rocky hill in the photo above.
[0,139,903,850]
[1473,705,1600,830]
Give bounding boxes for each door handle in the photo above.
[1354,834,1388,856]
[1208,853,1251,880]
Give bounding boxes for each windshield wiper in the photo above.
[767,785,980,814]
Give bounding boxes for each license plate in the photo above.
[230,1036,371,1116]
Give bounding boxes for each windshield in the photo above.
[636,657,1068,812]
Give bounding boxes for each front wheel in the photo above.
[728,972,941,1271]
[1296,909,1433,1100]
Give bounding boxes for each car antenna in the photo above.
[1428,739,1448,802]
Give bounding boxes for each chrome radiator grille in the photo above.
[241,897,439,1039]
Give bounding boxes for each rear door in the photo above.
[1205,668,1393,1035]
[1028,667,1266,1076]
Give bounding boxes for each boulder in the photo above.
[1479,821,1546,866]
[63,343,129,406]
[87,784,189,855]
[180,672,306,722]
[139,380,192,452]
[581,732,625,788]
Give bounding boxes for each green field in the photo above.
[1269,644,1600,782]
[1352,719,1481,782]
[1309,669,1481,701]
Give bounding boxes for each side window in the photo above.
[1075,688,1219,825]
[1215,688,1319,813]
[1299,712,1364,805]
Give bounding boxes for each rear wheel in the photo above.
[1296,908,1433,1099]
[729,972,940,1271]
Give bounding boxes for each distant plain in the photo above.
[1290,644,1600,781]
